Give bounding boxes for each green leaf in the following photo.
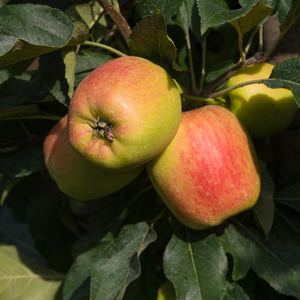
[0,205,45,264]
[28,173,77,273]
[8,0,78,11]
[0,144,45,177]
[0,4,89,68]
[274,205,300,247]
[65,1,103,30]
[163,220,228,300]
[0,105,61,121]
[39,50,71,106]
[240,225,300,298]
[123,249,159,300]
[63,243,110,300]
[218,225,252,281]
[279,0,300,33]
[129,8,185,79]
[175,0,195,33]
[222,282,250,300]
[274,170,300,212]
[0,77,48,109]
[261,57,300,107]
[135,0,184,23]
[2,172,39,222]
[90,221,157,300]
[252,160,275,238]
[0,245,64,300]
[276,0,293,25]
[197,0,273,34]
[75,50,113,87]
[61,46,77,99]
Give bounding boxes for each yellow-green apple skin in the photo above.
[156,280,176,300]
[146,105,261,230]
[68,56,182,172]
[43,115,144,201]
[225,62,299,139]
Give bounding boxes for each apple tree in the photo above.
[0,0,300,299]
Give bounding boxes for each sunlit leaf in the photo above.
[0,245,64,300]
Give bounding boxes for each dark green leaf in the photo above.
[197,0,273,34]
[8,0,78,11]
[90,221,157,300]
[274,205,300,247]
[222,282,249,300]
[276,0,293,25]
[163,220,228,300]
[75,50,113,87]
[218,225,252,281]
[2,172,39,222]
[0,77,48,109]
[0,5,88,67]
[261,57,300,106]
[279,0,300,33]
[39,51,70,106]
[0,144,45,177]
[0,105,61,121]
[252,160,275,238]
[239,225,300,298]
[123,248,159,300]
[0,205,45,264]
[274,170,300,212]
[129,8,185,79]
[28,173,77,272]
[63,243,110,300]
[191,0,209,44]
[0,245,64,300]
[135,0,184,23]
[175,0,195,33]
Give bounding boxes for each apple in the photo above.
[68,56,182,172]
[157,280,176,300]
[224,62,298,139]
[43,115,144,201]
[146,105,261,230]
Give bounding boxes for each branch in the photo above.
[96,0,132,44]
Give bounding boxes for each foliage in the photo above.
[0,0,300,299]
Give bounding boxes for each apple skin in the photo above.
[225,62,299,139]
[68,56,182,172]
[156,280,176,300]
[146,105,261,230]
[43,115,144,201]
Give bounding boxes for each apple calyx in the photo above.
[87,116,114,143]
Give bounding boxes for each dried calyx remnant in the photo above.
[87,117,114,143]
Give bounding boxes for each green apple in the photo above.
[224,62,299,139]
[147,105,261,230]
[157,280,176,300]
[68,56,182,172]
[43,115,144,201]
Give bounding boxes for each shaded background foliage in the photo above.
[0,0,300,299]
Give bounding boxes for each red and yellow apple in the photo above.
[224,62,298,139]
[68,56,182,172]
[43,115,144,201]
[146,105,261,230]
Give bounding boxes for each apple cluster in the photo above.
[44,56,262,230]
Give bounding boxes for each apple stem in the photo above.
[87,117,114,143]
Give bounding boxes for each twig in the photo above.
[96,0,132,44]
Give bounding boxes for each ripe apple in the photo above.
[224,62,298,139]
[146,105,261,230]
[157,280,176,300]
[43,115,144,201]
[68,56,182,172]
